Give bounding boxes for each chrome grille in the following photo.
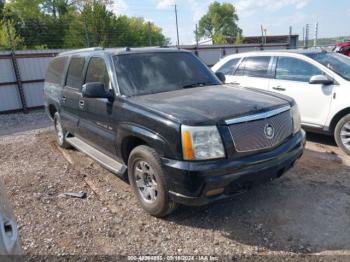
[228,109,293,152]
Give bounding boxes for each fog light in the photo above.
[206,188,225,197]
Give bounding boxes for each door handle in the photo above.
[79,100,85,109]
[272,86,286,91]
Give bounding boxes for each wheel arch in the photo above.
[121,136,149,165]
[329,107,350,135]
[118,123,174,165]
[48,104,58,120]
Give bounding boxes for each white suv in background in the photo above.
[212,50,350,155]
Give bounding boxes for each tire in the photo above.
[128,145,177,217]
[53,112,71,149]
[334,114,350,155]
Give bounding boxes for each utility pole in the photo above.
[175,4,180,47]
[195,24,199,47]
[305,24,309,49]
[302,26,305,48]
[288,26,292,49]
[148,21,152,46]
[314,22,319,47]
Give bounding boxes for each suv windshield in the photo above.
[114,52,220,96]
[306,52,350,81]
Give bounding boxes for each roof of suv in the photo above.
[58,47,184,57]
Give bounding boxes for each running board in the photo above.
[66,137,127,180]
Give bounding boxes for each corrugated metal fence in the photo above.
[0,50,63,113]
[0,42,291,113]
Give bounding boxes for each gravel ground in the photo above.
[1,111,350,260]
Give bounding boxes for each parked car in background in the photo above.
[44,47,305,217]
[0,177,21,255]
[213,50,350,155]
[334,41,350,57]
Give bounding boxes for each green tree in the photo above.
[0,1,4,20]
[0,19,24,50]
[234,31,244,44]
[5,0,72,49]
[2,0,168,49]
[64,2,169,48]
[197,1,242,44]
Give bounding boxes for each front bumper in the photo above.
[161,130,306,206]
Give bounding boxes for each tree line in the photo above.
[0,0,169,50]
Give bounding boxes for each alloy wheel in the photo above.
[134,160,159,204]
[340,121,350,151]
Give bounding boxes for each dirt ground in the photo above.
[1,110,350,258]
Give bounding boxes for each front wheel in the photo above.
[334,114,350,155]
[128,145,177,217]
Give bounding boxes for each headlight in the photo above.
[291,104,301,134]
[181,125,225,160]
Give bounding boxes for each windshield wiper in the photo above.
[182,82,217,89]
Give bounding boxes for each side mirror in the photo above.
[309,75,334,85]
[215,72,226,83]
[82,82,113,99]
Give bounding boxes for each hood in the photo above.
[128,85,291,125]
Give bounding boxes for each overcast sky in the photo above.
[111,0,350,45]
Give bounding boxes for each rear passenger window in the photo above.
[46,56,67,86]
[85,57,110,91]
[66,56,85,89]
[276,57,322,82]
[217,58,240,75]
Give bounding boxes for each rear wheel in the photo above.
[128,145,177,217]
[334,114,350,155]
[53,112,71,149]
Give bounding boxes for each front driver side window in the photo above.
[217,58,240,75]
[85,57,110,91]
[276,57,322,82]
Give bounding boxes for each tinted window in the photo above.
[114,52,220,96]
[217,58,240,75]
[66,56,85,89]
[244,56,271,77]
[276,57,322,82]
[234,56,271,78]
[85,57,110,91]
[46,56,68,86]
[306,52,350,80]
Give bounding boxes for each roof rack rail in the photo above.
[59,47,104,56]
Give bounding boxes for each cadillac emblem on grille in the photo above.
[264,124,275,139]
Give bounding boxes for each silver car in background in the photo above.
[0,176,21,255]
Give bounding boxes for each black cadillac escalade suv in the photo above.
[44,47,305,217]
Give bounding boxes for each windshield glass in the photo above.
[114,52,220,96]
[306,52,350,81]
